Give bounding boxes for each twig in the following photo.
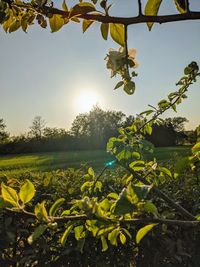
[138,0,143,16]
[124,25,130,78]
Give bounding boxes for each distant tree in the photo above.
[70,113,90,138]
[43,127,67,139]
[29,116,46,140]
[165,117,188,132]
[146,122,177,147]
[70,106,125,149]
[185,130,197,145]
[0,118,9,143]
[145,117,189,147]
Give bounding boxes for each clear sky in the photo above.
[0,0,200,135]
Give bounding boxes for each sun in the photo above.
[75,91,100,112]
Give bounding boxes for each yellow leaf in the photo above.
[136,224,157,244]
[82,19,94,33]
[100,23,109,40]
[19,179,35,204]
[61,224,73,246]
[34,201,49,221]
[110,23,125,46]
[144,0,162,30]
[49,14,64,33]
[1,182,18,207]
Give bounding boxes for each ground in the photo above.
[0,146,191,176]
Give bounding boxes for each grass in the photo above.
[0,146,191,177]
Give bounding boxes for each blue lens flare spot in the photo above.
[105,160,116,167]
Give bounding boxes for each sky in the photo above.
[0,0,200,135]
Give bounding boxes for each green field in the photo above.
[0,146,191,176]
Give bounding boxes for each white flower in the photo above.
[105,47,138,77]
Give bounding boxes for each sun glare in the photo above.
[75,91,100,112]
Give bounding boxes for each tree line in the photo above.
[0,106,198,154]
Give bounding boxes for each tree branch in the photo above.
[43,9,200,26]
[10,3,200,26]
[5,208,200,227]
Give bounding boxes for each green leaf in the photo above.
[140,109,154,116]
[143,201,158,215]
[192,142,200,154]
[94,181,102,192]
[174,0,187,13]
[62,0,68,11]
[34,201,49,222]
[99,198,111,211]
[108,228,119,246]
[107,192,118,200]
[88,167,95,178]
[101,236,108,251]
[1,183,18,207]
[114,81,124,90]
[144,0,162,30]
[136,224,157,244]
[119,232,126,244]
[116,149,132,161]
[74,225,85,240]
[3,15,14,33]
[100,23,109,40]
[49,14,64,33]
[19,179,35,204]
[123,81,135,95]
[9,20,21,33]
[129,160,145,172]
[81,181,93,192]
[174,157,190,177]
[133,185,151,200]
[49,198,65,217]
[82,19,94,33]
[132,152,141,160]
[110,23,125,46]
[159,167,172,178]
[70,2,96,18]
[61,224,73,246]
[122,228,132,239]
[27,225,47,245]
[145,124,152,135]
[114,189,134,215]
